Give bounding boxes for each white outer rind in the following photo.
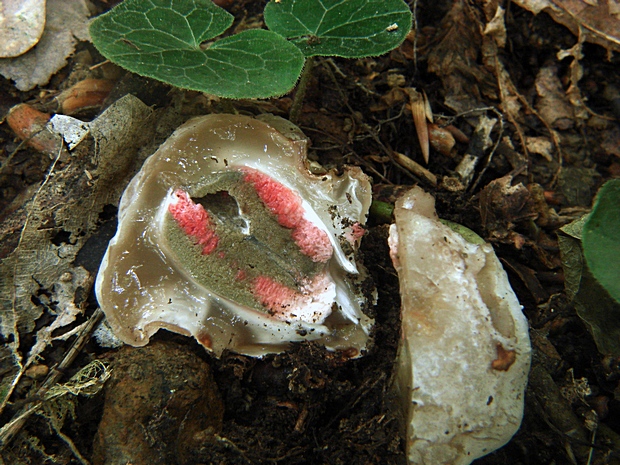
[389,186,531,465]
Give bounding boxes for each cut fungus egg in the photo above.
[388,186,531,465]
[95,114,374,356]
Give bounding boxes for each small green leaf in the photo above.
[439,219,486,245]
[583,179,620,303]
[90,0,305,98]
[90,0,234,54]
[559,213,620,356]
[369,200,394,223]
[264,0,412,58]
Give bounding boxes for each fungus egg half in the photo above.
[95,114,374,356]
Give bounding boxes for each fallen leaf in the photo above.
[0,0,90,90]
[513,0,620,52]
[535,64,575,130]
[427,0,497,113]
[0,94,154,413]
[583,179,620,303]
[559,215,620,357]
[525,136,554,162]
[0,0,46,58]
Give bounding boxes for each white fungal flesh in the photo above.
[389,186,531,465]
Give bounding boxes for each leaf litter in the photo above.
[0,95,155,451]
[0,0,91,91]
[0,0,46,59]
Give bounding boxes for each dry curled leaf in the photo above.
[513,0,620,52]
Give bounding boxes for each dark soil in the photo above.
[1,0,620,464]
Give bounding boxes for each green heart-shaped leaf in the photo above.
[90,0,305,98]
[264,0,412,58]
[583,179,620,303]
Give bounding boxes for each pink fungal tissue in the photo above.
[95,114,374,357]
[242,168,333,263]
[168,190,219,255]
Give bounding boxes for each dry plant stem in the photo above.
[470,113,504,192]
[214,434,252,464]
[392,151,437,186]
[495,64,527,156]
[0,141,25,175]
[586,426,596,465]
[0,308,105,450]
[53,425,91,465]
[351,121,418,185]
[301,126,392,184]
[349,151,392,184]
[290,57,315,124]
[39,309,105,393]
[0,122,59,176]
[323,374,386,430]
[322,57,376,98]
[454,115,498,188]
[88,59,110,70]
[321,58,360,115]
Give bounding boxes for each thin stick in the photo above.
[392,151,437,186]
[0,308,104,449]
[54,426,91,465]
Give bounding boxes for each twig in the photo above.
[300,126,392,183]
[586,425,596,465]
[469,110,505,192]
[453,114,499,189]
[392,151,437,186]
[53,426,91,465]
[213,434,253,464]
[0,308,105,449]
[491,52,563,186]
[411,0,419,73]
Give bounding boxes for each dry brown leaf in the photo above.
[0,0,91,90]
[0,0,46,58]
[513,0,620,52]
[535,64,577,130]
[427,0,498,113]
[525,136,555,161]
[0,95,154,414]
